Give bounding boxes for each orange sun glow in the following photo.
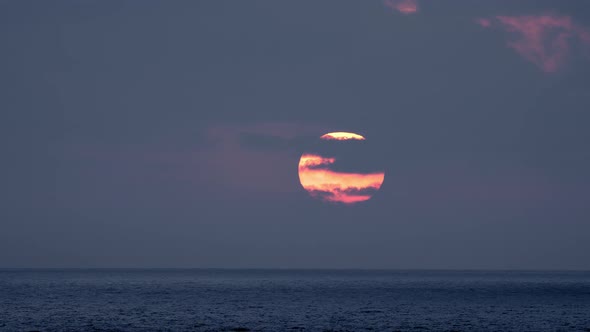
[320,132,366,141]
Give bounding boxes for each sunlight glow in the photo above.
[320,132,366,141]
[298,154,385,204]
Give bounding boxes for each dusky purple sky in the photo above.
[1,0,590,269]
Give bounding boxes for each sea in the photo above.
[1,269,589,332]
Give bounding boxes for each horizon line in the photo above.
[1,267,589,272]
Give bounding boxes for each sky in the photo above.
[1,0,590,269]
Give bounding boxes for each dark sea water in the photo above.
[1,269,589,332]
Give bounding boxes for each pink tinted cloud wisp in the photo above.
[478,14,590,73]
[383,0,418,15]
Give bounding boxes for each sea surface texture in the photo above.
[1,269,589,332]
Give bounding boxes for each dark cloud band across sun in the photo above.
[298,154,385,204]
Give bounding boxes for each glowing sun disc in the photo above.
[298,132,384,204]
[320,132,365,141]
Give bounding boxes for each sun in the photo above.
[320,132,366,141]
[298,132,385,204]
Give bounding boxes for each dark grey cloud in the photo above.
[238,133,318,155]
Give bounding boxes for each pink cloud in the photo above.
[476,18,491,28]
[383,0,418,15]
[478,14,590,73]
